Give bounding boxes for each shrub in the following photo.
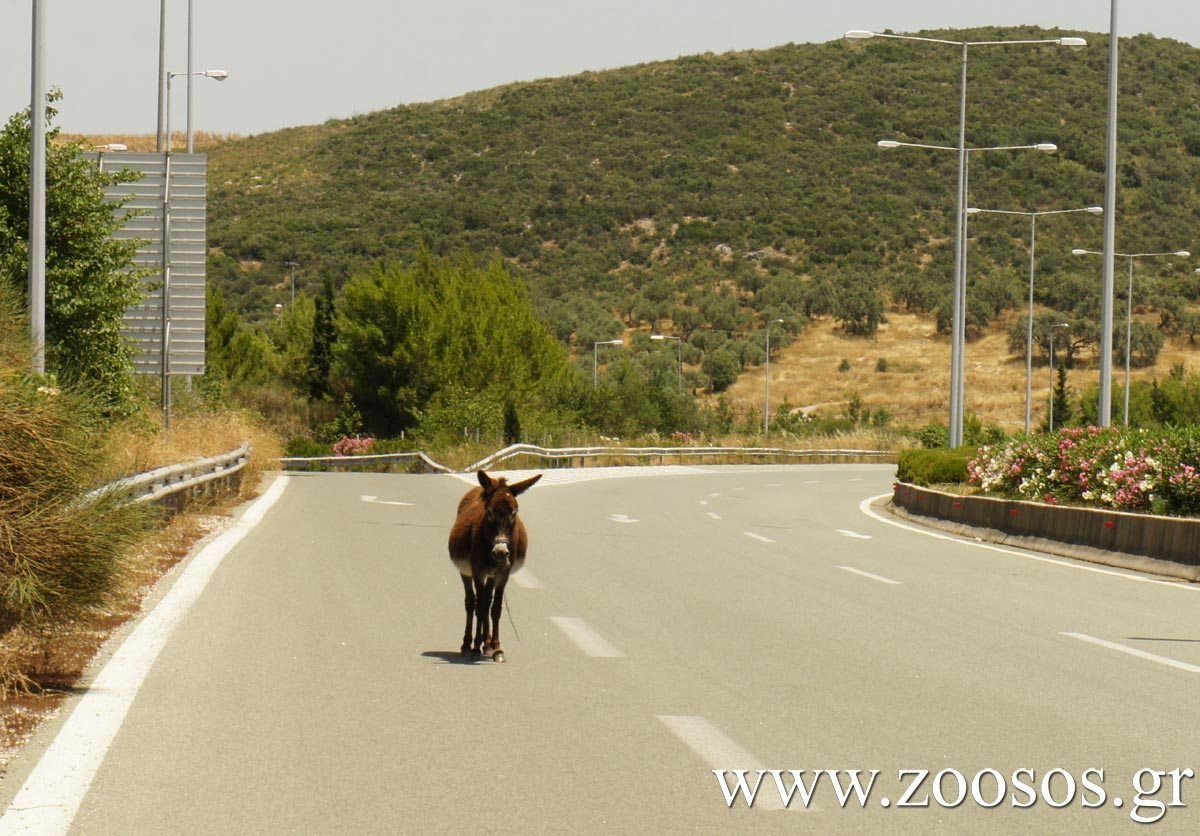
[875,357,889,373]
[332,435,375,456]
[284,437,330,458]
[838,358,851,373]
[897,448,972,486]
[917,423,948,449]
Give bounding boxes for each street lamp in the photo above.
[91,143,128,173]
[165,69,229,152]
[966,205,1102,433]
[764,319,785,437]
[880,139,1057,442]
[593,339,623,388]
[852,27,1086,447]
[1072,248,1190,425]
[284,261,299,306]
[1049,322,1071,432]
[650,334,683,394]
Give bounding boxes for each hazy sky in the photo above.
[2,1,1198,137]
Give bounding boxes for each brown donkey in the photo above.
[448,470,542,662]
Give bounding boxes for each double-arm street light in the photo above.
[967,206,1103,433]
[877,137,1059,445]
[1072,248,1190,426]
[849,28,1086,447]
[650,334,683,394]
[764,319,784,437]
[1048,322,1071,432]
[593,339,623,388]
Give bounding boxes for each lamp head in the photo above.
[1058,37,1088,51]
[1035,143,1058,153]
[1086,207,1103,214]
[876,140,900,150]
[205,70,229,81]
[1175,251,1190,258]
[843,30,876,41]
[966,207,981,215]
[1071,249,1089,256]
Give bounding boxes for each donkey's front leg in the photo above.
[460,574,475,656]
[487,575,509,662]
[472,577,494,656]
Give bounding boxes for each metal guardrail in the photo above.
[466,443,895,472]
[278,451,452,473]
[87,443,251,507]
[279,443,894,473]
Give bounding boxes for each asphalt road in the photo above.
[2,464,1198,834]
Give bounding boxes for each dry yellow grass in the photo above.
[102,409,281,501]
[722,309,1200,432]
[56,131,237,152]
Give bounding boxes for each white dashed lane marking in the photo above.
[656,716,790,812]
[835,529,872,540]
[744,532,775,544]
[837,566,900,585]
[608,513,639,524]
[549,617,624,658]
[1061,632,1200,674]
[360,495,413,506]
[706,511,722,520]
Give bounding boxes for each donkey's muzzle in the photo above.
[491,538,510,561]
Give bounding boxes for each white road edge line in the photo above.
[744,532,775,544]
[0,475,291,836]
[1061,632,1200,674]
[656,716,790,811]
[835,529,872,540]
[859,494,1198,593]
[360,495,413,507]
[837,565,900,585]
[706,511,723,520]
[510,569,545,589]
[549,617,624,658]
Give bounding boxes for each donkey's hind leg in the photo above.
[460,574,476,656]
[472,576,494,657]
[486,575,509,662]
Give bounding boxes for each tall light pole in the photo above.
[650,334,683,394]
[156,0,167,151]
[879,139,1059,442]
[1073,248,1189,426]
[28,0,47,375]
[187,0,195,152]
[764,318,784,437]
[284,261,298,306]
[1098,0,1121,428]
[593,339,622,388]
[166,69,228,151]
[1049,322,1070,432]
[967,206,1102,433]
[849,28,1086,447]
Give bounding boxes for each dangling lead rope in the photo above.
[505,592,520,641]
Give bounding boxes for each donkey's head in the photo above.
[477,470,542,567]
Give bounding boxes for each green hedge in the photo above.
[897,447,973,486]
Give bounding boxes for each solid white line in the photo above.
[835,529,872,540]
[744,532,775,544]
[549,617,624,658]
[656,716,786,811]
[510,569,544,589]
[706,511,723,520]
[837,565,900,585]
[859,494,1198,593]
[0,476,291,836]
[1061,632,1200,674]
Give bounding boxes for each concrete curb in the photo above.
[884,496,1200,584]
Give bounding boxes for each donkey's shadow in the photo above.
[421,650,494,665]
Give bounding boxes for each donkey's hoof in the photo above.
[492,650,506,663]
[471,648,483,659]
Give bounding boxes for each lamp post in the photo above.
[593,339,623,388]
[1049,322,1070,432]
[764,319,784,437]
[1072,248,1189,425]
[284,261,298,306]
[29,0,46,374]
[1098,0,1121,428]
[850,28,1085,447]
[92,143,128,173]
[878,138,1058,443]
[165,69,228,152]
[650,334,683,394]
[966,206,1102,433]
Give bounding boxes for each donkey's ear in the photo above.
[509,474,542,495]
[477,470,494,491]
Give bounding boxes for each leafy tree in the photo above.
[1049,362,1073,429]
[0,96,145,412]
[503,399,521,444]
[702,348,740,393]
[308,276,336,399]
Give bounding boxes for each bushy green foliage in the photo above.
[335,253,575,435]
[0,96,145,412]
[897,447,973,486]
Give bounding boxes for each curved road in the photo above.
[1,464,1197,834]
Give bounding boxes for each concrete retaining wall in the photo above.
[892,483,1200,569]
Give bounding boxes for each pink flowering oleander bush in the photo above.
[332,435,376,456]
[967,427,1200,516]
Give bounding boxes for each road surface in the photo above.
[1,464,1197,834]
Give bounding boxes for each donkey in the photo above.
[448,470,542,662]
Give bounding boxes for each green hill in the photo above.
[206,26,1200,356]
